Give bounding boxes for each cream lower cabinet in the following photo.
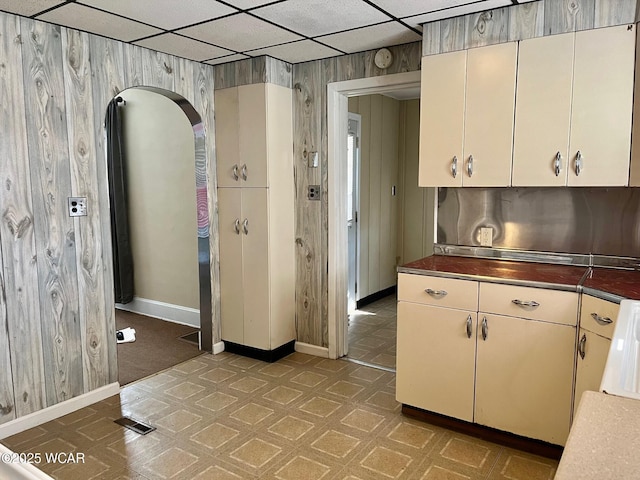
[397,274,577,445]
[475,313,575,445]
[218,187,295,352]
[397,302,476,422]
[574,295,620,412]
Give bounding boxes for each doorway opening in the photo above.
[105,86,212,385]
[328,71,433,365]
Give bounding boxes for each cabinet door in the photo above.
[512,33,574,186]
[463,42,517,187]
[418,50,466,187]
[475,313,575,445]
[568,25,635,186]
[218,188,244,343]
[241,188,270,349]
[215,88,242,187]
[396,302,476,422]
[574,329,611,414]
[238,83,268,187]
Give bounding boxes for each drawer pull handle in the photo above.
[578,333,587,360]
[466,314,472,339]
[481,316,488,341]
[232,164,240,181]
[425,288,447,298]
[512,299,540,308]
[591,313,613,325]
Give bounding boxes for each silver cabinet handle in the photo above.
[481,316,488,341]
[452,156,458,178]
[575,151,582,176]
[591,312,613,325]
[554,151,562,177]
[467,155,473,177]
[578,333,586,360]
[425,288,447,298]
[232,164,239,181]
[512,299,540,308]
[242,218,249,235]
[234,219,241,235]
[241,163,248,181]
[466,314,472,339]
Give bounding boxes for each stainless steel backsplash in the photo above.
[437,188,640,257]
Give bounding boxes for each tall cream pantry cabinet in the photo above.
[215,82,296,361]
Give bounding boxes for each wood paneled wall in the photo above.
[0,11,220,424]
[213,56,292,90]
[422,0,636,56]
[348,95,400,300]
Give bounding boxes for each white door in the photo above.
[347,113,361,314]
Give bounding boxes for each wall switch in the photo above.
[68,197,87,217]
[308,185,321,201]
[480,227,493,247]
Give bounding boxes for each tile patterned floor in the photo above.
[348,295,397,370]
[2,351,558,480]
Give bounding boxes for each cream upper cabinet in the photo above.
[215,83,293,187]
[512,33,574,186]
[419,42,517,187]
[568,25,635,186]
[475,313,575,445]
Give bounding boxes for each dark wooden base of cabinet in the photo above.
[356,285,397,309]
[223,340,296,363]
[402,404,564,460]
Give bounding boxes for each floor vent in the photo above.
[114,417,156,435]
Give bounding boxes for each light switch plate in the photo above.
[68,197,87,217]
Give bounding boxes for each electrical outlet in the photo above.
[308,185,321,201]
[68,197,87,217]
[480,227,493,247]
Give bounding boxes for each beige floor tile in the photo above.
[386,421,437,450]
[198,367,238,384]
[365,390,401,412]
[195,391,238,412]
[299,396,343,418]
[164,381,206,400]
[311,429,362,459]
[229,376,270,394]
[140,446,199,478]
[259,363,296,378]
[172,358,209,375]
[154,409,202,433]
[489,451,557,480]
[262,385,304,405]
[358,445,414,478]
[192,464,253,480]
[418,464,473,480]
[48,453,111,480]
[290,370,328,388]
[267,415,316,442]
[190,421,240,451]
[326,380,366,399]
[229,402,275,426]
[273,454,332,480]
[228,437,283,469]
[340,408,386,433]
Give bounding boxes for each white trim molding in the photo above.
[116,296,200,328]
[295,341,330,358]
[0,444,54,479]
[0,383,120,440]
[327,71,421,360]
[213,341,225,355]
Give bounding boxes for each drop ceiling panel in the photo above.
[248,40,342,64]
[205,54,250,66]
[222,0,280,9]
[0,0,65,17]
[405,0,512,26]
[37,3,162,42]
[319,22,422,54]
[135,33,233,61]
[178,13,303,52]
[78,0,238,30]
[252,0,391,37]
[370,0,481,18]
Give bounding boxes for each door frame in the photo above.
[327,71,421,359]
[347,112,361,315]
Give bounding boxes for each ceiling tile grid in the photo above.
[0,0,538,65]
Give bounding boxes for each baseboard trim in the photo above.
[0,444,54,479]
[295,342,330,358]
[356,285,396,310]
[116,296,200,328]
[213,341,225,355]
[402,404,564,460]
[223,340,295,363]
[0,383,120,440]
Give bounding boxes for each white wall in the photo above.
[119,88,199,310]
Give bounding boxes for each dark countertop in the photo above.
[399,255,640,300]
[582,267,640,301]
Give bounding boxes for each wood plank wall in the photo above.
[423,0,636,56]
[0,11,220,425]
[213,56,292,90]
[292,0,637,349]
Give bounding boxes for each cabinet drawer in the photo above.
[479,282,578,326]
[580,295,619,339]
[398,274,478,311]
